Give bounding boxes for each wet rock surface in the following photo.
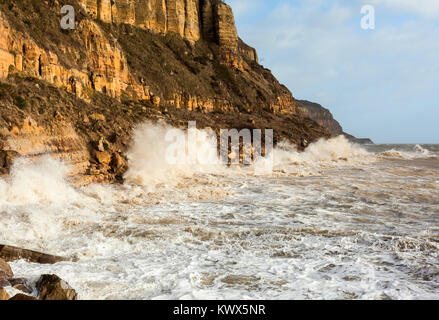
[0,244,67,264]
[9,278,33,294]
[0,248,78,300]
[0,258,13,278]
[8,293,38,300]
[0,287,10,300]
[37,274,78,301]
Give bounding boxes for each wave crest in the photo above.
[124,122,222,189]
[273,135,371,167]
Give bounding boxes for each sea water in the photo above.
[1,125,438,300]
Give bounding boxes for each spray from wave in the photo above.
[378,144,433,159]
[0,156,79,246]
[0,156,116,247]
[0,156,78,206]
[123,126,377,181]
[1,123,438,299]
[0,125,433,242]
[123,122,223,189]
[272,135,371,167]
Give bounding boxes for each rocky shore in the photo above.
[0,245,76,300]
[0,1,360,300]
[0,0,333,185]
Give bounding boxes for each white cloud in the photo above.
[366,0,439,18]
[232,0,439,142]
[225,0,266,19]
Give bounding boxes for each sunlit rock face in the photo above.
[0,1,244,104]
[0,7,148,101]
[0,0,296,116]
[0,0,282,116]
[78,0,200,42]
[0,0,330,184]
[78,0,238,48]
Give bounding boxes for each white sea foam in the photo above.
[260,135,374,177]
[377,144,434,160]
[273,135,371,166]
[414,144,431,156]
[1,125,438,300]
[124,122,222,190]
[0,156,76,205]
[0,156,110,248]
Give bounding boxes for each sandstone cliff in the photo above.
[0,0,331,182]
[77,0,239,49]
[0,0,295,112]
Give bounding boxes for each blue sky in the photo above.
[225,0,439,143]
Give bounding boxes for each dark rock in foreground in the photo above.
[9,278,33,294]
[0,257,13,278]
[0,244,67,264]
[0,287,10,300]
[9,293,38,300]
[37,274,78,300]
[0,256,78,300]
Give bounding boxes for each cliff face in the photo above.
[0,0,292,113]
[296,100,343,135]
[0,0,332,182]
[77,0,239,49]
[0,6,146,100]
[296,100,373,144]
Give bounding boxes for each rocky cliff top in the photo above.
[77,0,238,46]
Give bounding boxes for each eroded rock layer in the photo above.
[77,0,238,48]
[0,1,287,111]
[0,0,332,182]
